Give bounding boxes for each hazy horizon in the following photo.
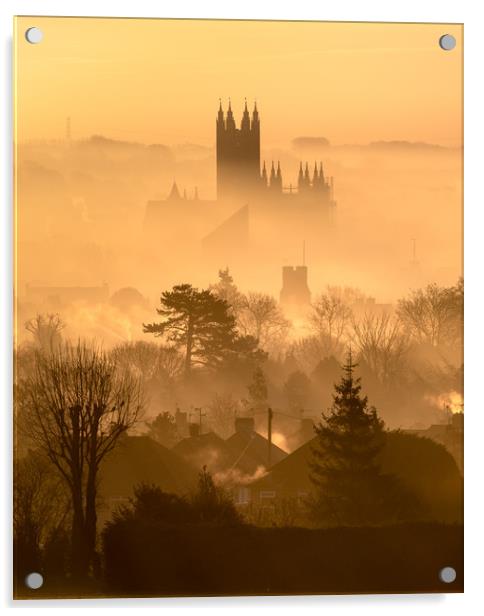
[15,18,462,147]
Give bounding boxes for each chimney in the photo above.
[188,422,200,438]
[175,409,188,436]
[235,417,255,436]
[300,418,315,442]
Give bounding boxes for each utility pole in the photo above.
[194,407,206,435]
[267,407,273,468]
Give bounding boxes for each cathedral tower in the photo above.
[216,99,261,203]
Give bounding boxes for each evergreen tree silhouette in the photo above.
[210,267,244,313]
[144,284,261,375]
[191,466,241,525]
[248,366,268,409]
[309,349,417,526]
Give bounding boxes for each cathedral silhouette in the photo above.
[216,99,335,209]
[144,100,336,264]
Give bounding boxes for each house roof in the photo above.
[251,431,463,522]
[167,181,181,201]
[251,435,314,493]
[100,435,197,499]
[172,429,288,478]
[173,432,232,474]
[224,430,287,476]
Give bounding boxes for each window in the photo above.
[237,487,250,505]
[259,490,276,500]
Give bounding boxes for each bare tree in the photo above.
[308,291,352,355]
[14,450,70,577]
[110,341,183,413]
[326,285,371,308]
[351,313,410,385]
[289,336,331,374]
[207,393,240,438]
[25,313,65,351]
[20,341,143,578]
[397,280,463,348]
[155,345,186,380]
[111,341,183,381]
[238,292,290,354]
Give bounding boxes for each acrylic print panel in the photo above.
[13,16,463,598]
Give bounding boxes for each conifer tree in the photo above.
[210,268,244,314]
[309,350,417,526]
[144,284,259,375]
[247,366,268,409]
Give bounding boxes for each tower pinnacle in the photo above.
[241,97,251,131]
[226,98,235,131]
[261,161,268,186]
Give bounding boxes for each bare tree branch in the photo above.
[19,340,143,577]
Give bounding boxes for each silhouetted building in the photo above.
[248,432,463,523]
[173,430,232,474]
[405,413,463,473]
[201,204,249,264]
[98,435,197,527]
[172,415,288,507]
[286,416,317,451]
[217,100,261,203]
[215,100,336,210]
[144,101,337,264]
[175,409,188,438]
[351,296,393,317]
[280,265,311,309]
[224,416,287,477]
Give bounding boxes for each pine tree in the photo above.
[210,268,244,314]
[144,284,262,376]
[283,370,311,412]
[309,350,416,526]
[247,366,268,409]
[144,284,238,375]
[191,466,241,525]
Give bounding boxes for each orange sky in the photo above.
[15,17,462,147]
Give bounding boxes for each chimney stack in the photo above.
[300,417,315,442]
[235,417,255,436]
[175,409,188,437]
[188,422,200,438]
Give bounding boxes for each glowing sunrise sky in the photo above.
[15,17,462,147]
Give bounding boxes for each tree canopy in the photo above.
[20,341,143,577]
[309,351,419,526]
[397,280,463,348]
[144,284,262,375]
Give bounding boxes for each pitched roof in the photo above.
[167,180,181,201]
[225,430,287,475]
[173,432,232,474]
[250,431,463,522]
[100,435,197,498]
[251,436,313,492]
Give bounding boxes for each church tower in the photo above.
[216,99,261,203]
[280,265,311,310]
